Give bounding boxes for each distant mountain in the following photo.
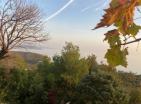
[12,51,45,65]
[0,51,45,69]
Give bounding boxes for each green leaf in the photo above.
[115,18,126,35]
[126,23,141,37]
[105,46,128,67]
[104,30,121,47]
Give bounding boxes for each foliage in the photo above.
[5,69,48,104]
[87,54,98,75]
[94,0,141,67]
[52,43,89,103]
[72,72,129,104]
[105,46,128,67]
[129,88,141,104]
[37,56,56,89]
[0,43,140,104]
[53,42,89,84]
[0,68,8,103]
[118,71,140,87]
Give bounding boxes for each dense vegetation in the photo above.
[0,0,141,104]
[0,42,141,104]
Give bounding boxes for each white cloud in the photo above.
[45,0,74,22]
[81,7,91,12]
[81,0,109,13]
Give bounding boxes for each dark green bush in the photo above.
[72,72,129,104]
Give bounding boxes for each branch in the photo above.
[121,38,141,45]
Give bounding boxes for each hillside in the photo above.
[12,51,45,65]
[0,51,45,69]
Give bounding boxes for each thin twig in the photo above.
[121,38,141,45]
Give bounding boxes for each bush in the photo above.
[129,88,141,104]
[6,69,48,104]
[72,72,129,104]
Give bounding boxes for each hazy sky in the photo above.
[16,0,141,74]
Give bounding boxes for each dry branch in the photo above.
[0,0,47,58]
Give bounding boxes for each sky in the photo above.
[15,0,141,74]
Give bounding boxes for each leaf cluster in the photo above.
[94,0,141,67]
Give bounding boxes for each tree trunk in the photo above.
[0,48,8,59]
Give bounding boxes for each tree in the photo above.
[6,69,48,104]
[38,56,51,71]
[37,56,56,89]
[0,0,47,58]
[51,42,89,103]
[87,54,98,75]
[94,0,141,67]
[58,42,89,84]
[72,72,129,104]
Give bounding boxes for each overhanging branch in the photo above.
[121,38,141,45]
